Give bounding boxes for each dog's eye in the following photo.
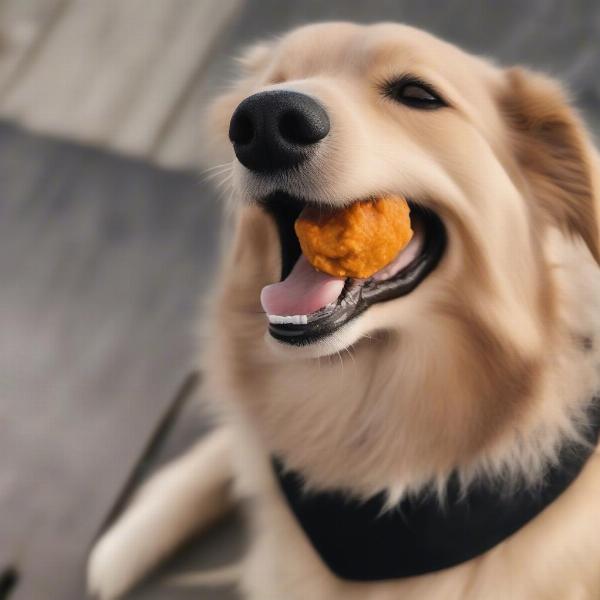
[383,77,447,110]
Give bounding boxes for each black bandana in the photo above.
[273,399,600,581]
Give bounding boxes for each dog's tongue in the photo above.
[261,256,345,317]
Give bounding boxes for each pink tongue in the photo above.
[261,256,345,316]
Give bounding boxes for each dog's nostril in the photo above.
[229,111,254,145]
[279,110,327,144]
[278,108,329,145]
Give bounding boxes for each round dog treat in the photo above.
[294,196,413,279]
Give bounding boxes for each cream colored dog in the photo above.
[88,22,600,599]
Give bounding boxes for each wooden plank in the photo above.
[0,0,70,93]
[0,0,597,171]
[0,0,241,160]
[116,0,242,157]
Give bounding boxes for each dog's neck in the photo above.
[210,229,600,502]
[272,395,600,581]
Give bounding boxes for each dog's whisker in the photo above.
[332,345,345,374]
[200,161,233,176]
[343,346,356,367]
[202,164,232,176]
[214,173,234,190]
[202,167,233,184]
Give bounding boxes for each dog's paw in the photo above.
[87,519,147,600]
[86,468,197,599]
[87,430,235,599]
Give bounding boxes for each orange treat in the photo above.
[294,196,413,279]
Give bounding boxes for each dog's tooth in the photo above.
[267,314,308,325]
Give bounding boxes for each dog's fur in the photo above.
[88,23,600,599]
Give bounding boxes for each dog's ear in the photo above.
[499,67,600,264]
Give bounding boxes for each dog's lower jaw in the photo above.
[263,311,378,359]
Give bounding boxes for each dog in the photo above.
[88,22,600,599]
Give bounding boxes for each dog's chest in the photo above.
[234,432,600,600]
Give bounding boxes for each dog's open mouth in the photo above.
[259,192,446,345]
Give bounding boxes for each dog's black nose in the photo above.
[229,90,330,173]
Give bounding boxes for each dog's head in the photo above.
[205,23,600,495]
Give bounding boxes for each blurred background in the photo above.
[0,1,598,599]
